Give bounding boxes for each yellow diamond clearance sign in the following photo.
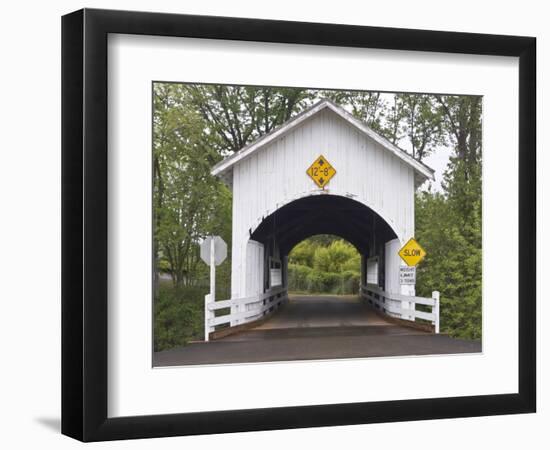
[307,155,336,188]
[398,238,427,267]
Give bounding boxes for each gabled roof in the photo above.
[211,99,435,183]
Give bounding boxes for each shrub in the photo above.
[289,240,316,266]
[287,264,360,295]
[287,263,313,292]
[313,240,358,273]
[154,283,206,352]
[288,236,361,295]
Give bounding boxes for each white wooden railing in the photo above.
[360,283,440,333]
[204,286,288,338]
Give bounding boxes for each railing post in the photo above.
[410,299,416,322]
[432,291,440,334]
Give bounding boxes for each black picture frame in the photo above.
[61,8,536,442]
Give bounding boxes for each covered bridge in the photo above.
[207,99,439,336]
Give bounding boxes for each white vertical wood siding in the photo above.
[245,240,264,297]
[230,240,264,325]
[366,257,379,285]
[230,109,416,298]
[384,239,402,295]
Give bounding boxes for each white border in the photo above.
[108,34,519,417]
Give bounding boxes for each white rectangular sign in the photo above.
[399,266,416,285]
[270,268,282,287]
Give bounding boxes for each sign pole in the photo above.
[210,237,216,304]
[204,238,216,342]
[200,236,227,342]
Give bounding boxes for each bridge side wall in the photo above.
[230,109,416,299]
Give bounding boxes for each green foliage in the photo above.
[415,191,482,340]
[185,85,316,153]
[288,236,361,295]
[414,96,482,340]
[400,94,446,160]
[289,240,316,267]
[288,264,360,295]
[313,240,359,273]
[153,83,232,288]
[157,259,171,273]
[154,282,205,351]
[324,91,387,133]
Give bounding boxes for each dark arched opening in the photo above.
[250,194,397,292]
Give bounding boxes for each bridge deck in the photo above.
[153,295,481,367]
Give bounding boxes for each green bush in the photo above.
[415,191,482,340]
[288,264,360,295]
[156,258,171,273]
[154,283,206,352]
[290,240,316,267]
[312,240,358,273]
[288,236,361,295]
[287,263,313,291]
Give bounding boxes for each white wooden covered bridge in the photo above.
[205,99,440,339]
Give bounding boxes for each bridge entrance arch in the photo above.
[250,194,397,294]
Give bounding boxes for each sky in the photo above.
[422,144,452,192]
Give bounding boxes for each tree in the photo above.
[436,96,481,177]
[380,94,406,144]
[185,85,314,153]
[153,83,231,287]
[313,240,358,273]
[288,240,315,267]
[399,94,446,161]
[415,95,482,340]
[287,236,361,295]
[324,90,387,133]
[415,190,481,340]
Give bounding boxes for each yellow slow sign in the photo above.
[398,238,427,267]
[307,155,336,188]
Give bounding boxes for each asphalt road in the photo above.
[153,295,481,367]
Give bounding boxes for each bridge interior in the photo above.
[250,194,398,291]
[251,195,397,256]
[224,295,413,341]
